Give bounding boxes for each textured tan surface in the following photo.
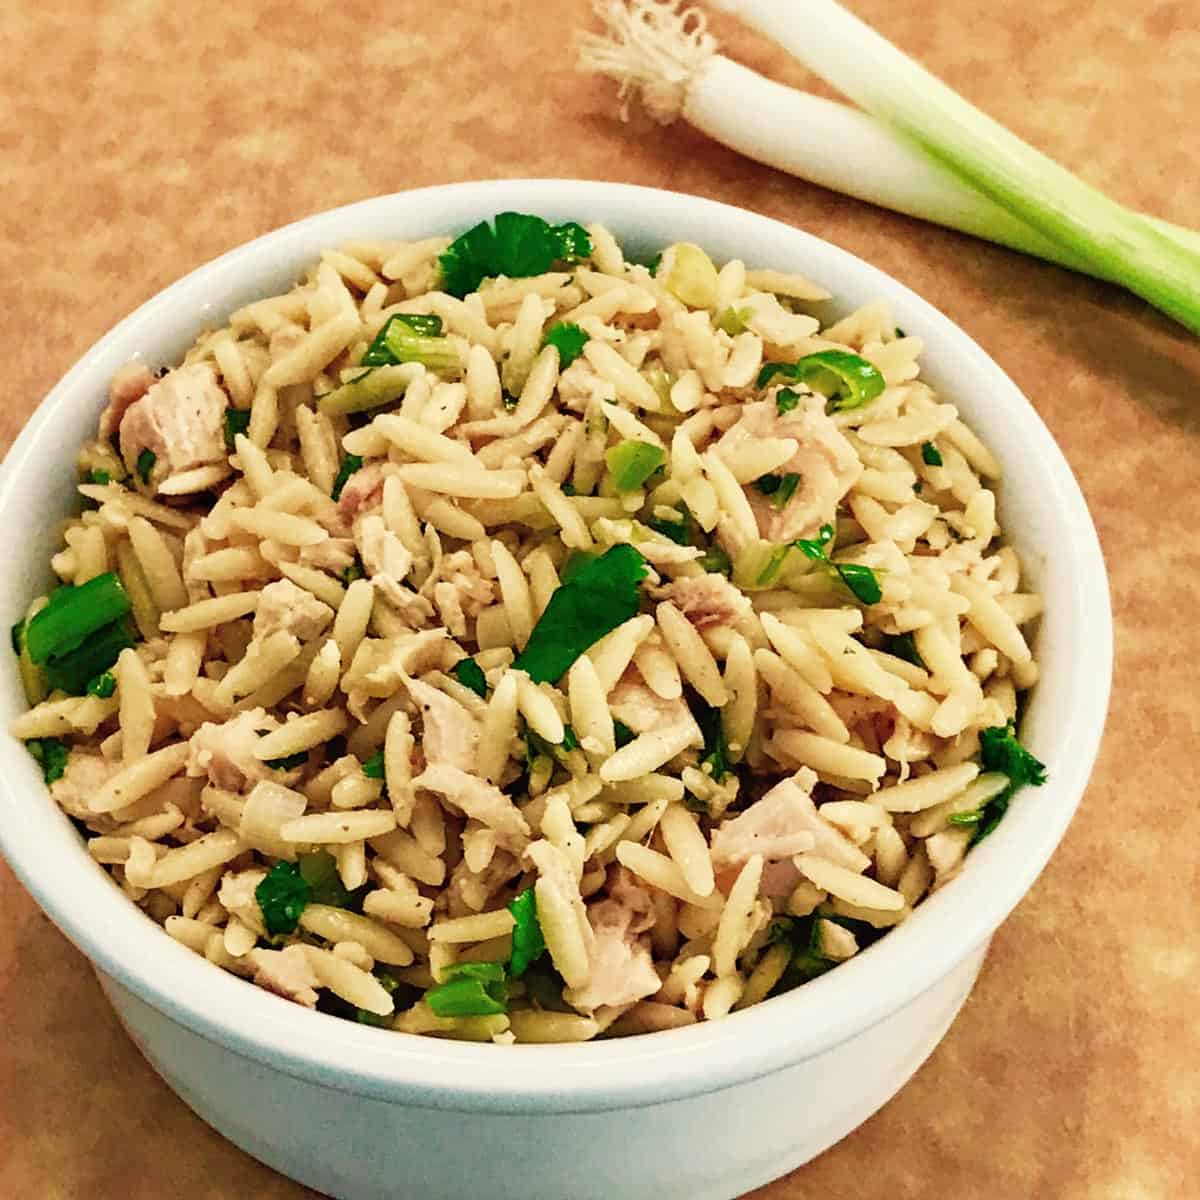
[1,1,1198,1197]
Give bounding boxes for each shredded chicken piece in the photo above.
[715,398,861,542]
[218,867,267,931]
[98,362,156,442]
[565,868,660,1011]
[357,514,415,607]
[338,462,388,521]
[253,578,333,642]
[429,551,494,638]
[247,945,321,1008]
[299,537,357,573]
[403,675,480,772]
[656,574,751,630]
[413,762,529,851]
[608,666,699,737]
[118,363,229,485]
[445,849,522,917]
[186,708,282,791]
[50,752,120,822]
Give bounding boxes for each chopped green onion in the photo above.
[833,562,883,605]
[361,750,385,780]
[665,242,719,308]
[255,861,310,935]
[224,409,252,449]
[439,213,592,298]
[754,473,801,510]
[43,616,137,695]
[451,657,488,698]
[605,440,666,492]
[86,671,116,698]
[716,305,753,335]
[759,351,886,413]
[331,453,363,501]
[792,522,836,563]
[86,469,112,486]
[27,738,69,785]
[948,810,983,827]
[775,387,802,415]
[507,888,546,978]
[361,314,445,367]
[645,514,691,545]
[697,543,733,576]
[25,574,133,665]
[298,849,363,909]
[542,321,589,368]
[921,441,943,467]
[513,544,647,683]
[317,363,423,416]
[136,449,156,484]
[426,961,508,1017]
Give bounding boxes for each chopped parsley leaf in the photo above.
[361,750,385,780]
[28,737,69,785]
[972,722,1047,842]
[613,720,635,749]
[341,556,365,587]
[331,453,363,501]
[921,441,943,467]
[542,321,589,368]
[86,469,112,486]
[689,693,729,782]
[451,656,488,698]
[754,473,801,511]
[298,849,364,909]
[265,749,308,771]
[10,619,25,657]
[775,387,802,415]
[507,887,546,978]
[255,861,310,935]
[885,633,925,669]
[224,409,252,449]
[438,213,592,298]
[136,449,156,484]
[86,671,116,698]
[561,481,577,497]
[698,543,732,576]
[513,544,647,683]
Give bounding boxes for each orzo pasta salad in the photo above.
[10,212,1046,1042]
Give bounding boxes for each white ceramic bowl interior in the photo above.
[0,181,1112,1199]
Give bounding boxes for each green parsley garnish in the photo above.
[789,523,883,605]
[972,722,1048,842]
[224,409,252,450]
[10,619,25,657]
[86,469,112,486]
[775,387,802,415]
[768,916,836,983]
[451,656,488,698]
[542,322,589,369]
[921,441,943,467]
[255,861,310,935]
[265,749,308,771]
[341,556,365,587]
[86,671,116,698]
[136,449,156,484]
[646,514,691,545]
[606,440,666,492]
[28,737,69,785]
[690,693,729,782]
[759,350,886,414]
[426,961,508,1018]
[885,632,925,669]
[507,887,546,978]
[754,473,801,511]
[298,849,364,909]
[438,213,592,298]
[331,453,364,501]
[613,720,636,749]
[361,750,385,780]
[513,544,647,683]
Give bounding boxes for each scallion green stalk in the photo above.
[25,573,132,665]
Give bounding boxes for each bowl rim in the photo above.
[0,179,1112,1113]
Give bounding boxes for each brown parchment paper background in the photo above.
[1,2,1198,1197]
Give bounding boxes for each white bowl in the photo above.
[0,181,1111,1200]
